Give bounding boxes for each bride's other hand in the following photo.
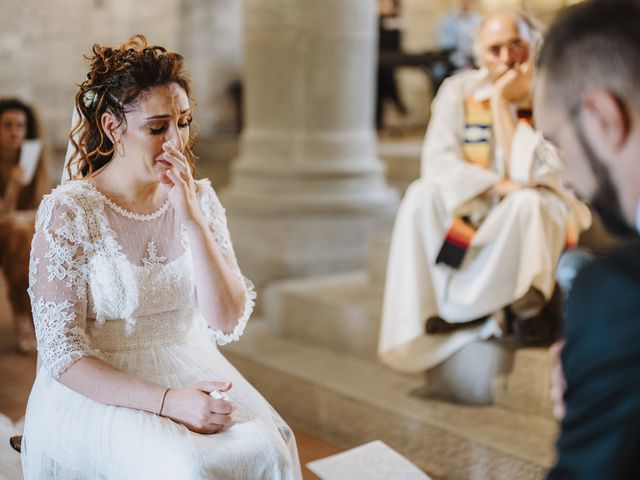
[161,381,235,434]
[158,141,203,226]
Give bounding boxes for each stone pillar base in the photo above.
[223,199,397,290]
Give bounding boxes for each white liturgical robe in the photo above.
[378,69,591,373]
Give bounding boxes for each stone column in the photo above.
[222,0,399,289]
[179,0,243,136]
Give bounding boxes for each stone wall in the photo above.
[0,0,242,150]
[402,0,456,53]
[401,0,578,53]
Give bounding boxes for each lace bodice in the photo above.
[28,179,255,378]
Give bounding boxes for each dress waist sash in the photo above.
[87,308,196,352]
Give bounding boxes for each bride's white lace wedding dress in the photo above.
[21,178,301,479]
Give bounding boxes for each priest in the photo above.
[379,11,591,373]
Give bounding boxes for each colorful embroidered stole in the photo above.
[437,98,534,268]
[436,96,492,269]
[436,96,577,269]
[435,217,477,269]
[462,96,492,169]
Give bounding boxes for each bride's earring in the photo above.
[114,136,125,157]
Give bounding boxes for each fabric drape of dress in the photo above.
[21,178,301,479]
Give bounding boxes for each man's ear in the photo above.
[581,89,631,152]
[101,111,118,144]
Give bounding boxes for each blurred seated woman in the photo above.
[0,98,50,354]
[20,35,301,479]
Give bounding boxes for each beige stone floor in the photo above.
[0,275,340,480]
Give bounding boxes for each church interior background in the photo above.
[0,0,585,478]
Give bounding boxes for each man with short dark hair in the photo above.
[535,1,640,478]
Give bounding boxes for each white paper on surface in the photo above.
[306,440,432,480]
[19,139,42,184]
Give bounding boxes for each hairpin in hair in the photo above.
[83,89,98,108]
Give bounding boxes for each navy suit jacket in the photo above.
[548,239,640,479]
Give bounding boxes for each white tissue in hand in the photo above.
[209,390,252,423]
[209,390,231,401]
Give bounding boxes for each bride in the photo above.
[21,34,301,479]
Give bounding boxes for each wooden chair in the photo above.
[10,435,21,453]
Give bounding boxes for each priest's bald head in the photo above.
[476,11,532,83]
[535,0,640,237]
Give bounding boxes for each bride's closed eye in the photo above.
[149,116,192,136]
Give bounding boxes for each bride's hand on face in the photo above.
[161,381,235,434]
[158,141,202,225]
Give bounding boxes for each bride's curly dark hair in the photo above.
[68,34,197,179]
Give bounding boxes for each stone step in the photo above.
[264,271,383,361]
[224,321,557,480]
[264,269,556,417]
[366,233,391,289]
[377,139,421,196]
[422,340,555,419]
[492,347,554,418]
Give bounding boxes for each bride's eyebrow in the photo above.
[145,108,191,120]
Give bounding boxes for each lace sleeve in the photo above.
[195,179,256,345]
[28,193,93,378]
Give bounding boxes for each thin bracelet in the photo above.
[158,387,171,416]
